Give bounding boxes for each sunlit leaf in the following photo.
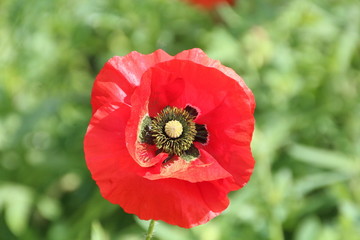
[0,184,34,236]
[91,221,109,240]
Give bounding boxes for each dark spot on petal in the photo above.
[162,154,174,164]
[155,149,162,155]
[181,145,200,162]
[195,124,208,144]
[139,116,155,144]
[184,105,198,118]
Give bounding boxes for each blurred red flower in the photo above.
[185,0,235,9]
[84,49,255,228]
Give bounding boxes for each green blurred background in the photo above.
[0,0,359,239]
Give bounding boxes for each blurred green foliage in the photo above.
[0,0,359,239]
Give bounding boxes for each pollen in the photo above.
[165,120,183,138]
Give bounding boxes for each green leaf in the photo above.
[288,144,359,174]
[295,172,350,195]
[91,221,109,240]
[295,217,321,240]
[0,184,34,236]
[37,196,61,221]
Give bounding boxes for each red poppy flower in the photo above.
[84,48,255,228]
[184,0,235,9]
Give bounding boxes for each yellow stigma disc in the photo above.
[164,120,183,138]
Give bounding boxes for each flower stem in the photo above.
[145,219,156,240]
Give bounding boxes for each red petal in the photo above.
[84,102,136,196]
[185,0,235,9]
[175,48,255,113]
[124,68,166,167]
[142,147,232,182]
[84,103,238,228]
[105,175,236,228]
[139,58,255,186]
[146,58,252,118]
[199,89,255,187]
[91,50,172,114]
[125,58,254,185]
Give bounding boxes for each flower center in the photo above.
[164,120,183,138]
[151,106,196,156]
[139,105,209,162]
